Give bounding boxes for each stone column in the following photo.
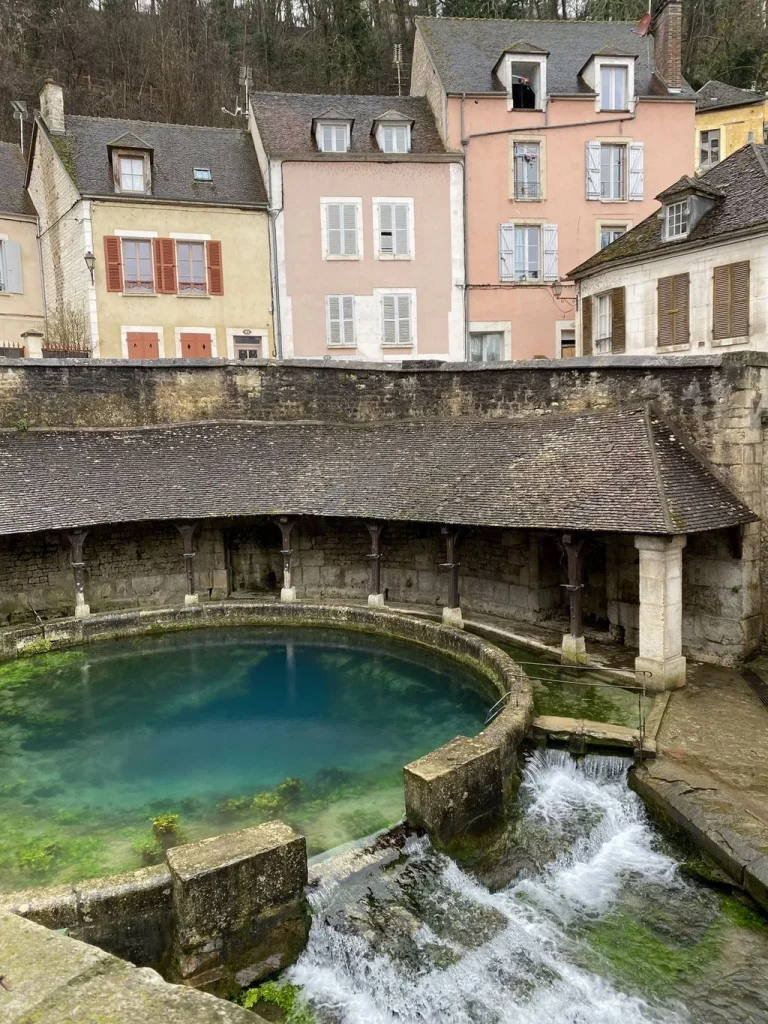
[635,534,687,691]
[440,527,462,628]
[561,532,588,664]
[176,523,198,606]
[63,529,90,619]
[275,516,296,603]
[366,522,385,607]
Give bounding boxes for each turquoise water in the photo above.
[0,627,490,891]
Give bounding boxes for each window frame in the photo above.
[113,149,151,195]
[193,167,213,181]
[376,123,411,153]
[379,289,416,348]
[600,143,626,201]
[712,261,750,342]
[594,292,613,353]
[599,64,629,112]
[512,140,543,201]
[657,273,690,348]
[699,129,721,169]
[176,239,208,295]
[373,198,414,260]
[326,295,357,348]
[664,199,690,241]
[469,331,505,362]
[598,223,630,250]
[502,54,547,112]
[513,224,541,282]
[121,237,155,294]
[317,122,350,153]
[321,198,363,260]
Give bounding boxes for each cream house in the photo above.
[0,142,44,355]
[27,81,273,360]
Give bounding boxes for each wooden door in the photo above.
[126,331,160,359]
[179,332,212,358]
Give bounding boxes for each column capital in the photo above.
[634,534,687,553]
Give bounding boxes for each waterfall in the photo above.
[289,750,687,1024]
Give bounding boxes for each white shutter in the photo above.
[326,204,342,256]
[379,203,394,255]
[397,294,411,344]
[3,241,23,294]
[543,223,558,281]
[342,203,358,255]
[327,295,341,345]
[394,203,409,256]
[586,141,601,201]
[499,223,515,281]
[382,294,397,344]
[342,296,355,346]
[629,142,644,201]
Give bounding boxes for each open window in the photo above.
[494,46,548,111]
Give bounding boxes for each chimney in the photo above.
[39,78,65,133]
[652,0,683,92]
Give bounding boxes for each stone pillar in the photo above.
[366,522,385,607]
[561,532,588,664]
[275,516,296,602]
[440,527,462,628]
[176,523,198,606]
[63,529,90,619]
[635,534,687,691]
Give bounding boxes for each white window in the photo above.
[193,167,212,181]
[600,144,625,201]
[499,223,557,282]
[326,296,356,347]
[587,142,643,202]
[378,124,410,153]
[664,199,690,240]
[176,241,207,293]
[0,240,23,294]
[324,201,360,258]
[513,142,541,200]
[376,201,411,258]
[382,293,412,346]
[699,130,720,169]
[470,332,504,361]
[319,123,349,153]
[122,239,154,292]
[600,66,628,111]
[119,155,146,193]
[595,293,613,353]
[600,225,626,249]
[233,335,263,360]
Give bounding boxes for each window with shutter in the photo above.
[376,201,411,258]
[103,235,123,292]
[542,223,558,281]
[206,240,224,296]
[122,239,154,292]
[153,238,177,294]
[658,273,690,347]
[326,295,356,347]
[611,286,626,353]
[595,293,613,353]
[513,142,541,200]
[324,202,359,258]
[176,241,207,294]
[381,293,413,346]
[713,261,750,340]
[581,294,593,355]
[0,240,23,294]
[499,223,515,281]
[585,142,601,200]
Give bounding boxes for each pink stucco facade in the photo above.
[446,94,695,359]
[278,160,464,360]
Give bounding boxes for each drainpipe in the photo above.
[461,94,470,361]
[267,160,284,359]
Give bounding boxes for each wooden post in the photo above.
[366,522,385,606]
[561,532,587,664]
[440,526,462,628]
[176,523,198,605]
[275,516,296,602]
[63,529,90,619]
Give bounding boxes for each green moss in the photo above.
[239,981,315,1023]
[720,892,768,932]
[151,813,185,850]
[18,638,52,657]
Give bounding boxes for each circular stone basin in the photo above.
[0,625,491,892]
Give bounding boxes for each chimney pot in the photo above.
[652,0,683,92]
[40,79,65,134]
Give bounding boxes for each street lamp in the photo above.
[551,279,563,299]
[84,251,96,285]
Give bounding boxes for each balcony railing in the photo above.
[515,181,541,200]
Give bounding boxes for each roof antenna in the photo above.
[222,65,252,119]
[393,44,403,98]
[11,100,28,154]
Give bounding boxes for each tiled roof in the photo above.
[0,142,34,218]
[415,16,695,98]
[0,408,753,537]
[250,93,445,156]
[656,174,724,201]
[570,144,768,277]
[696,80,765,113]
[55,115,267,207]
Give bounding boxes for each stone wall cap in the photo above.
[166,821,302,880]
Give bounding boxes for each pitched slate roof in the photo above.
[0,142,34,218]
[696,79,765,113]
[415,16,694,98]
[570,143,768,278]
[53,115,267,207]
[656,175,724,201]
[251,93,445,156]
[0,407,753,537]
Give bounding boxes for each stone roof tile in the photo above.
[696,79,765,113]
[0,142,34,217]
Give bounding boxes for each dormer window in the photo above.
[108,133,153,196]
[318,123,349,153]
[494,47,548,112]
[193,167,212,181]
[378,124,410,153]
[582,53,636,114]
[664,199,690,241]
[600,65,628,111]
[118,155,146,193]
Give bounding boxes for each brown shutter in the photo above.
[104,236,123,292]
[180,332,212,358]
[658,274,689,347]
[206,240,224,296]
[153,238,177,294]
[732,261,750,337]
[658,275,673,346]
[581,294,592,355]
[611,286,626,353]
[674,273,690,346]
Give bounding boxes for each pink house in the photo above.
[250,93,464,360]
[411,1,695,360]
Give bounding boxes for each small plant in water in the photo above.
[137,839,164,866]
[251,791,281,817]
[151,813,185,850]
[238,981,315,1023]
[18,842,57,877]
[275,777,303,808]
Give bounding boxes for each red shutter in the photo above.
[206,240,224,296]
[104,236,123,292]
[179,332,212,358]
[153,238,177,294]
[126,332,160,359]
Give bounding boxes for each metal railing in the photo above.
[514,181,541,200]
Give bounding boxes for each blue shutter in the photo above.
[3,241,23,294]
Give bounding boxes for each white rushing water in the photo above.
[289,750,687,1024]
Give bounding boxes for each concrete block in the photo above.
[442,605,464,629]
[280,587,297,603]
[744,855,768,912]
[562,633,588,664]
[368,593,385,607]
[635,654,686,692]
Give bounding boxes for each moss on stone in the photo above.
[239,981,315,1023]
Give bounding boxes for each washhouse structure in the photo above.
[0,355,761,693]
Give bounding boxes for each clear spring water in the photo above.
[288,750,768,1023]
[0,627,490,891]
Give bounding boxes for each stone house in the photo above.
[249,92,464,361]
[26,81,273,360]
[695,79,768,174]
[0,142,44,356]
[409,0,695,361]
[569,143,768,356]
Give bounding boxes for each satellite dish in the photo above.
[637,11,652,36]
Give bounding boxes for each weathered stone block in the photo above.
[744,855,768,911]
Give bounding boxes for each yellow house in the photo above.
[0,142,44,355]
[695,80,768,173]
[27,81,273,360]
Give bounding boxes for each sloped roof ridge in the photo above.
[65,113,248,134]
